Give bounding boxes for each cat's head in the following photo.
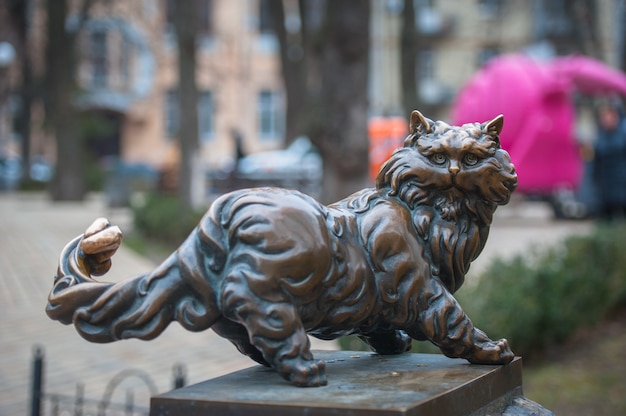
[377,110,518,207]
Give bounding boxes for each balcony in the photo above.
[416,8,455,38]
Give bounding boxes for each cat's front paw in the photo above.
[467,338,514,364]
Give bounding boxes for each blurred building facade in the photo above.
[0,0,624,173]
[38,0,285,171]
[371,0,625,120]
[2,0,287,173]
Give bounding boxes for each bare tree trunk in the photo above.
[267,0,308,143]
[9,0,34,184]
[569,0,600,58]
[174,0,200,212]
[46,0,87,201]
[401,0,420,116]
[267,0,370,203]
[317,0,370,203]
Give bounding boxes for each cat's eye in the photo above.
[464,154,479,166]
[431,153,447,165]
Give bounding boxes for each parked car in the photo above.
[29,156,54,183]
[208,136,322,198]
[0,156,22,190]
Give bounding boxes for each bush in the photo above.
[131,192,205,248]
[86,162,107,191]
[19,178,49,191]
[456,222,626,360]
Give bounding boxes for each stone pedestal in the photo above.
[150,351,552,416]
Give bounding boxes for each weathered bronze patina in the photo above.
[47,110,518,387]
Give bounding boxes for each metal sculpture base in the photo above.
[150,351,552,416]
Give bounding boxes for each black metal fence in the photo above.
[30,346,186,416]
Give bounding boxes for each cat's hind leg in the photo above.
[211,318,269,366]
[358,329,413,355]
[221,272,326,387]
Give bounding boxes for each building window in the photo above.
[90,30,108,88]
[120,39,130,89]
[539,0,572,38]
[198,90,214,141]
[416,48,452,105]
[165,89,214,140]
[165,0,174,33]
[418,48,435,81]
[478,0,503,18]
[165,89,179,138]
[543,0,567,19]
[415,0,435,10]
[258,0,273,34]
[477,47,499,67]
[255,0,279,52]
[258,90,281,140]
[197,0,213,37]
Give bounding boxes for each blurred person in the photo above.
[592,99,626,220]
[232,129,246,167]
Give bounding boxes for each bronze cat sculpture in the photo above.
[47,110,517,387]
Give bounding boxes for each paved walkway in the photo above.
[0,192,593,415]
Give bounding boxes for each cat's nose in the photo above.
[449,165,460,175]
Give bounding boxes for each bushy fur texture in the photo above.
[47,111,517,387]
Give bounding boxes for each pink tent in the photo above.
[451,54,626,195]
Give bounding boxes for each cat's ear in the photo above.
[483,114,504,137]
[409,110,432,135]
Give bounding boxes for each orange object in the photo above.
[368,117,407,181]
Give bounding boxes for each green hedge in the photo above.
[131,192,205,247]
